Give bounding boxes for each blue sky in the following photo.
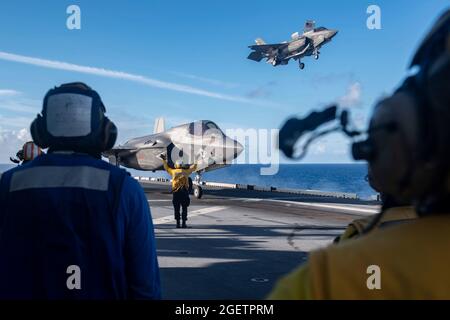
[0,0,448,163]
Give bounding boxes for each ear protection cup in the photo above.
[101,117,117,151]
[366,91,420,203]
[30,114,50,149]
[426,53,450,158]
[367,76,445,204]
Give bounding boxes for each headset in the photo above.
[31,82,117,155]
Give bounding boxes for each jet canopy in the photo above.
[188,120,222,136]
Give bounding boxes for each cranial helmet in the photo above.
[174,159,183,169]
[30,82,117,155]
[352,10,450,212]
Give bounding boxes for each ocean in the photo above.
[0,162,376,199]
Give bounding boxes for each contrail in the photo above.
[0,50,277,106]
[0,89,21,96]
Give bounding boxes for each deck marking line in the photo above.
[153,206,228,225]
[264,199,379,214]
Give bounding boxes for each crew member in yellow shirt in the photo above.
[160,154,197,228]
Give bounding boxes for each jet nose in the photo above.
[328,29,338,39]
[234,141,244,159]
[222,137,244,163]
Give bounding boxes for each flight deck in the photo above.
[142,181,379,299]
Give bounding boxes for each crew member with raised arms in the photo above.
[160,154,197,229]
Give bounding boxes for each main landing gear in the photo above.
[272,58,280,66]
[313,49,320,60]
[109,152,121,166]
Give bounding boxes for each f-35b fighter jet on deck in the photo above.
[247,20,338,70]
[103,118,244,198]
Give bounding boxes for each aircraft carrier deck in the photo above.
[141,180,380,300]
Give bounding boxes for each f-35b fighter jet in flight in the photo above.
[103,118,244,198]
[247,20,338,70]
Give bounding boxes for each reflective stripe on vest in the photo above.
[9,166,110,192]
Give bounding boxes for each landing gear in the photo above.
[193,185,203,199]
[313,49,320,60]
[109,153,121,166]
[192,173,203,199]
[299,62,305,70]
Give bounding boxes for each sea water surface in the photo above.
[1,163,376,199]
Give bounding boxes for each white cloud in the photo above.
[339,82,362,108]
[0,50,280,107]
[16,128,29,141]
[0,127,31,163]
[0,98,40,114]
[0,89,21,97]
[311,141,327,155]
[0,114,34,128]
[170,71,238,89]
[245,81,276,99]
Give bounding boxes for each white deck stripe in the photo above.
[263,199,379,214]
[148,197,378,214]
[153,206,227,225]
[213,197,378,214]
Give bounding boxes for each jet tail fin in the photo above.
[247,51,264,62]
[153,117,165,134]
[304,20,316,33]
[255,38,266,45]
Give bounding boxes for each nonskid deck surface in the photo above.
[143,182,380,299]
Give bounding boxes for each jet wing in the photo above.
[284,42,311,59]
[104,138,161,155]
[284,51,305,60]
[102,146,137,157]
[248,43,288,62]
[284,43,311,60]
[196,163,230,173]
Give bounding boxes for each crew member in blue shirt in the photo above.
[0,82,161,299]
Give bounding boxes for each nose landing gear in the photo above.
[190,173,204,199]
[193,185,203,199]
